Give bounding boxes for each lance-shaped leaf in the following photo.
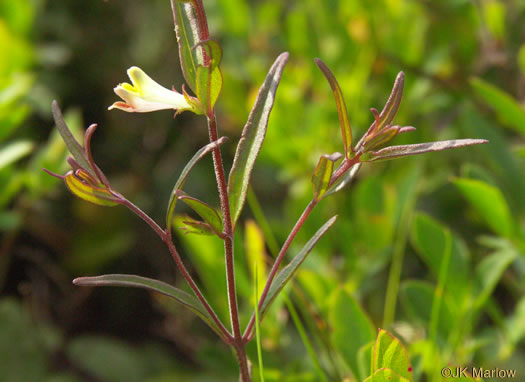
[259,215,337,317]
[362,139,488,162]
[356,72,405,151]
[179,214,215,236]
[166,137,227,228]
[64,170,119,207]
[324,162,362,197]
[52,101,92,174]
[228,52,289,229]
[176,190,223,236]
[73,274,224,339]
[171,0,203,94]
[315,58,353,158]
[372,329,413,382]
[312,152,342,201]
[195,40,223,115]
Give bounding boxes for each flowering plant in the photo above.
[45,1,486,380]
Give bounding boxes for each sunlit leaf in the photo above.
[453,178,514,238]
[315,59,353,158]
[311,152,341,201]
[260,215,337,317]
[64,170,119,207]
[166,137,227,228]
[364,139,488,161]
[171,0,203,93]
[323,163,361,197]
[73,274,224,338]
[227,52,289,229]
[372,329,413,382]
[176,190,223,236]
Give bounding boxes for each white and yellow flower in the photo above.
[109,66,202,114]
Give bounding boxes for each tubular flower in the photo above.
[108,66,202,114]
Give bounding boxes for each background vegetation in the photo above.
[1,0,524,381]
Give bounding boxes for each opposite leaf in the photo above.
[64,170,119,207]
[228,52,289,229]
[311,152,342,201]
[259,215,337,318]
[176,190,223,236]
[195,40,223,115]
[315,58,353,158]
[166,137,227,229]
[73,274,224,339]
[363,139,488,161]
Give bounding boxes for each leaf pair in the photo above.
[47,102,119,207]
[172,0,222,116]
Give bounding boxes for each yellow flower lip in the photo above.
[109,66,199,113]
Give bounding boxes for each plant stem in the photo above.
[243,200,317,341]
[207,116,249,379]
[114,192,233,343]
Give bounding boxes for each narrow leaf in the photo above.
[312,153,341,201]
[166,136,227,228]
[52,101,92,173]
[177,190,223,235]
[364,139,488,161]
[171,0,202,93]
[260,215,337,316]
[453,178,514,237]
[195,40,223,114]
[315,58,353,158]
[73,274,223,338]
[470,77,525,135]
[228,52,289,229]
[324,162,361,197]
[64,170,119,207]
[179,214,215,236]
[356,72,405,151]
[372,329,413,382]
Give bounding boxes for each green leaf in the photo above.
[363,368,410,382]
[0,140,33,170]
[470,77,525,135]
[73,274,224,338]
[178,214,215,236]
[311,152,341,201]
[166,137,227,228]
[323,162,361,197]
[260,215,337,316]
[176,190,223,236]
[474,244,517,311]
[453,178,514,238]
[227,52,289,229]
[64,170,119,207]
[372,329,413,382]
[356,72,405,151]
[51,101,92,174]
[195,40,223,114]
[171,0,203,93]
[314,59,353,158]
[363,139,488,161]
[329,288,375,378]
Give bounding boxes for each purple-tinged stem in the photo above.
[243,199,317,341]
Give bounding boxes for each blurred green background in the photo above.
[1,0,525,381]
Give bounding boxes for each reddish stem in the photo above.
[243,200,317,341]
